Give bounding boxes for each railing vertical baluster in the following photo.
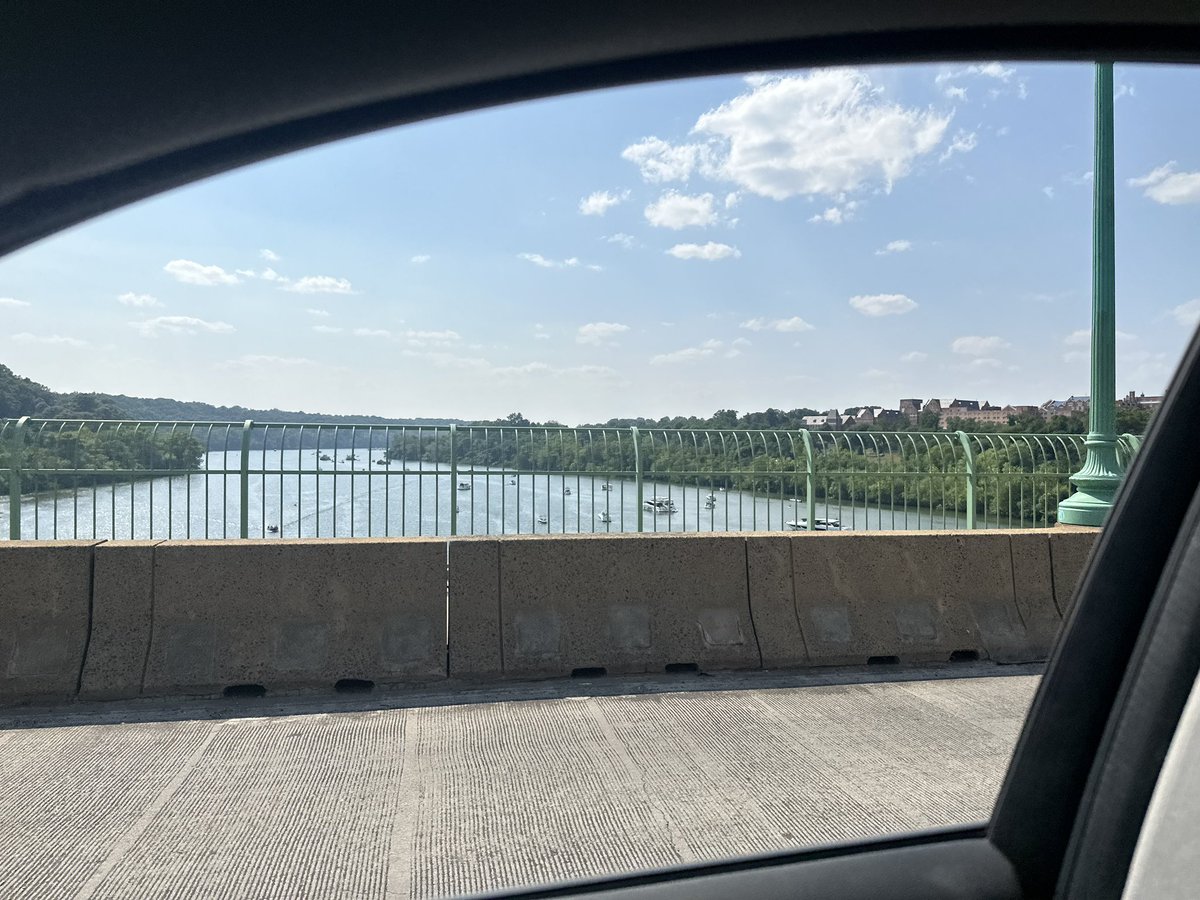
[800,429,815,531]
[956,430,977,530]
[239,419,253,539]
[449,424,458,536]
[631,426,643,533]
[8,416,28,540]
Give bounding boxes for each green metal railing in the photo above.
[0,418,1141,540]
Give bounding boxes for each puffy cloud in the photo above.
[12,332,86,347]
[605,233,635,249]
[808,200,859,225]
[900,351,928,362]
[163,259,239,286]
[1170,299,1200,327]
[621,137,711,183]
[284,275,354,294]
[518,253,600,270]
[132,316,234,337]
[875,239,912,255]
[410,254,431,264]
[644,191,717,229]
[665,242,741,261]
[0,297,31,307]
[935,62,1015,85]
[576,321,630,345]
[650,339,723,365]
[739,316,814,333]
[117,292,160,307]
[260,268,288,283]
[306,308,331,317]
[1128,162,1200,205]
[622,70,950,202]
[579,190,626,216]
[259,249,281,262]
[1043,186,1055,199]
[951,335,1010,356]
[848,293,918,316]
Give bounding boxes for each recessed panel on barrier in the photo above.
[791,531,1037,666]
[745,536,809,668]
[79,541,159,700]
[0,541,97,703]
[447,538,502,678]
[1049,528,1099,616]
[497,533,761,677]
[143,539,447,696]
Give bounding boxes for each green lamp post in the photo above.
[1058,62,1126,526]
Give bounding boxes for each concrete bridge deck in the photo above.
[0,666,1039,899]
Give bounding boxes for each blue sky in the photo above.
[1,62,1198,425]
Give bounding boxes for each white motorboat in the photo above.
[786,517,849,531]
[564,487,572,495]
[457,481,471,491]
[537,515,549,525]
[643,497,677,514]
[600,483,612,491]
[598,511,613,523]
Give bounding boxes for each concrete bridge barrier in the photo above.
[141,538,448,696]
[493,533,761,678]
[0,541,98,703]
[0,528,1102,705]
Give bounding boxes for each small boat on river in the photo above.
[786,518,848,531]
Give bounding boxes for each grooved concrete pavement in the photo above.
[0,668,1038,899]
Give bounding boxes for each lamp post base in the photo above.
[1057,432,1124,526]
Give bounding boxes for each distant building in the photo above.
[899,398,923,424]
[942,404,1043,427]
[1119,391,1163,409]
[1042,395,1090,415]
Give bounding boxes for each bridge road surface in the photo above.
[0,667,1039,899]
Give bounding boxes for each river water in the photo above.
[1,449,978,540]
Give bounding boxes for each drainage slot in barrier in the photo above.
[950,649,980,662]
[335,678,376,694]
[665,662,699,674]
[571,667,607,678]
[867,655,900,666]
[223,683,267,698]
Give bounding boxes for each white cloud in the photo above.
[650,339,723,365]
[163,259,239,286]
[235,268,257,278]
[969,357,1002,369]
[623,70,950,202]
[1043,186,1055,199]
[936,62,1015,85]
[739,316,814,333]
[848,293,918,316]
[621,137,710,183]
[1063,328,1136,345]
[400,329,461,348]
[284,275,354,294]
[259,249,281,262]
[900,351,928,363]
[518,252,600,270]
[939,130,977,163]
[260,267,288,283]
[808,200,859,225]
[943,85,967,101]
[1063,171,1093,186]
[665,242,741,261]
[951,335,1010,356]
[1115,82,1136,100]
[576,321,630,346]
[875,239,912,256]
[132,316,234,337]
[644,191,717,229]
[221,354,323,370]
[0,297,31,307]
[1169,299,1200,327]
[724,192,741,209]
[306,308,331,317]
[352,327,391,338]
[605,233,635,249]
[410,254,431,264]
[579,190,626,216]
[12,332,86,347]
[1128,162,1200,205]
[117,292,160,308]
[312,325,343,334]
